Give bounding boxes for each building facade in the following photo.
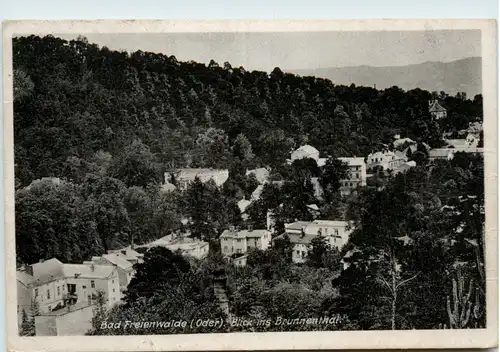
[285,220,352,251]
[367,150,407,171]
[89,253,136,292]
[338,157,367,196]
[219,226,272,256]
[17,258,121,326]
[290,145,320,163]
[35,302,95,336]
[429,100,447,120]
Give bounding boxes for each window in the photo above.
[112,280,114,284]
[57,286,60,296]
[113,288,115,293]
[223,246,228,253]
[301,251,305,258]
[48,306,51,312]
[82,285,87,289]
[34,288,38,297]
[296,250,300,255]
[335,229,339,236]
[237,239,242,243]
[91,280,95,288]
[47,289,51,300]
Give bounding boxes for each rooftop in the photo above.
[246,168,270,184]
[220,228,270,239]
[311,220,349,228]
[31,258,65,284]
[338,157,365,166]
[237,199,252,213]
[293,145,319,155]
[102,253,134,271]
[429,100,447,113]
[17,270,36,287]
[63,263,117,279]
[285,221,312,232]
[166,168,228,176]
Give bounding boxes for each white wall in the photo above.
[56,305,94,336]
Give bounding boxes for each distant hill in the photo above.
[289,57,482,98]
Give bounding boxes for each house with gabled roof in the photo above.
[220,225,271,257]
[17,258,121,321]
[89,252,136,292]
[279,219,353,263]
[428,100,447,120]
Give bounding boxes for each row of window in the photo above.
[223,246,243,254]
[295,250,306,258]
[34,280,97,301]
[316,228,339,236]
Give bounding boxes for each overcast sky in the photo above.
[57,30,481,72]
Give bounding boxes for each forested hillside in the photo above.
[14,35,486,332]
[13,35,482,188]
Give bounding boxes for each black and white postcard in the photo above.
[3,19,498,351]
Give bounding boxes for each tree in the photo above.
[319,157,349,201]
[124,246,192,305]
[307,235,331,268]
[81,174,129,252]
[20,309,34,336]
[257,129,295,169]
[194,128,231,168]
[123,186,153,245]
[110,139,161,188]
[232,133,254,166]
[87,290,108,335]
[13,68,34,102]
[15,177,101,264]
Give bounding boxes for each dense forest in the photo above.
[13,35,485,332]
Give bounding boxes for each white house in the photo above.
[89,252,136,292]
[17,258,121,329]
[219,226,272,257]
[367,150,407,171]
[290,145,320,162]
[285,220,352,251]
[338,157,367,196]
[428,100,447,120]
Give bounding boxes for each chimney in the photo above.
[229,225,235,232]
[247,224,253,232]
[90,264,95,272]
[374,84,376,89]
[39,259,45,263]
